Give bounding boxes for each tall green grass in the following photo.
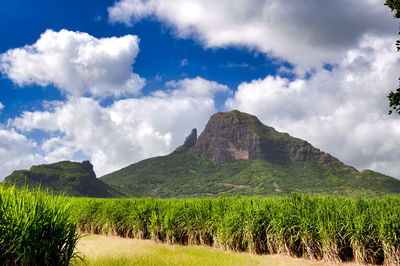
[69,195,400,264]
[0,185,80,265]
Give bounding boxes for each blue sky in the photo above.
[1,0,400,180]
[1,0,280,120]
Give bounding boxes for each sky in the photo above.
[1,0,400,180]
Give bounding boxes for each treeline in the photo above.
[69,195,400,265]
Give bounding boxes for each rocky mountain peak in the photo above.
[183,128,197,148]
[81,160,96,178]
[191,110,338,164]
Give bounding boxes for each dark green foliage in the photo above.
[385,0,400,115]
[69,195,400,264]
[386,0,400,18]
[0,185,80,265]
[101,153,400,197]
[3,161,123,198]
[388,87,400,115]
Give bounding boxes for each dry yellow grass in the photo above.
[75,234,359,266]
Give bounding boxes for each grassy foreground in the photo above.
[69,195,400,265]
[76,234,330,266]
[0,185,79,265]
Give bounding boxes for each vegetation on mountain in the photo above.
[3,160,122,197]
[101,152,400,197]
[4,111,400,198]
[101,110,400,197]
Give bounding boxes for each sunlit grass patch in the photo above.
[76,234,327,266]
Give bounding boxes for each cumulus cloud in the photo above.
[10,77,230,177]
[0,128,45,179]
[164,76,231,97]
[0,102,4,112]
[0,29,145,97]
[108,0,396,71]
[226,34,400,178]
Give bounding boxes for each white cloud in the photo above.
[180,58,188,67]
[165,76,231,97]
[0,128,45,179]
[0,29,145,98]
[108,0,396,72]
[10,77,230,177]
[0,102,4,112]
[226,34,400,178]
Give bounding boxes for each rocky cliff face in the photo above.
[188,110,338,164]
[183,128,197,148]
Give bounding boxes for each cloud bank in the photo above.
[1,29,145,97]
[108,0,396,72]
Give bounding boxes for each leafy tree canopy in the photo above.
[385,0,400,115]
[386,0,400,18]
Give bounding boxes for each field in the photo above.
[76,234,332,265]
[2,184,400,265]
[69,195,400,265]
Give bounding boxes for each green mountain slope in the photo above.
[3,160,122,197]
[101,152,400,197]
[101,111,400,197]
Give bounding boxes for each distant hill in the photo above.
[101,110,400,197]
[3,160,122,197]
[4,111,400,198]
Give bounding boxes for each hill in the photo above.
[101,110,400,197]
[3,160,122,197]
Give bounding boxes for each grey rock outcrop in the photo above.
[191,110,338,164]
[183,128,197,148]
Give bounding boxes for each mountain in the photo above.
[101,110,400,197]
[3,160,122,197]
